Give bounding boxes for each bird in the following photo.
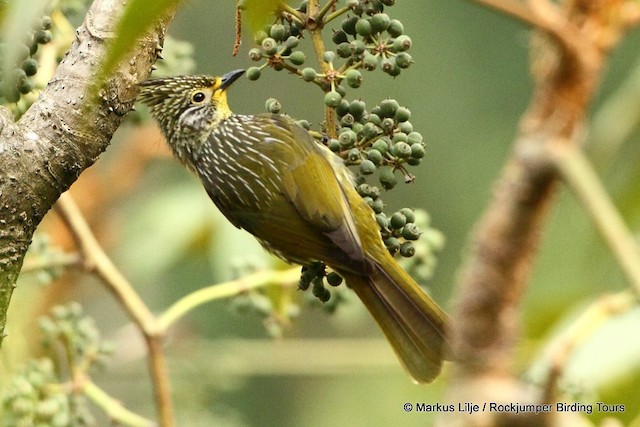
[138,69,451,383]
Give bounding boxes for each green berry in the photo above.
[261,37,278,55]
[392,132,408,143]
[350,39,366,55]
[248,47,262,61]
[323,50,336,63]
[372,138,388,155]
[337,42,352,58]
[269,24,287,41]
[339,129,357,147]
[265,98,281,114]
[376,213,389,229]
[285,36,299,48]
[398,121,413,133]
[385,237,400,253]
[359,159,376,175]
[399,242,415,257]
[381,0,396,5]
[345,69,363,88]
[319,287,331,303]
[379,99,399,118]
[395,106,411,122]
[384,61,401,77]
[297,119,311,130]
[363,122,379,139]
[349,99,366,118]
[301,67,317,81]
[363,51,378,70]
[381,117,395,132]
[289,50,306,65]
[367,113,382,127]
[395,51,413,69]
[392,141,411,158]
[332,30,349,44]
[336,100,350,117]
[41,16,52,30]
[341,113,355,126]
[352,122,364,134]
[35,29,52,44]
[355,18,372,37]
[21,58,38,76]
[399,208,416,223]
[402,223,421,240]
[393,35,412,52]
[407,157,421,166]
[326,272,343,287]
[328,138,341,152]
[407,131,423,144]
[367,148,383,165]
[379,167,397,189]
[341,16,359,36]
[348,147,361,162]
[370,13,390,33]
[324,90,342,107]
[411,143,426,158]
[18,78,34,94]
[372,198,384,213]
[390,212,407,229]
[387,19,404,37]
[246,66,261,80]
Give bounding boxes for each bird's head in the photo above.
[138,69,245,141]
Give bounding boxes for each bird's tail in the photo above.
[341,254,451,383]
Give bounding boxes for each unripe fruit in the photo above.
[359,159,376,175]
[345,69,363,88]
[395,51,413,69]
[387,19,404,37]
[246,66,261,80]
[393,35,412,52]
[301,67,317,81]
[261,37,278,55]
[355,18,372,37]
[324,90,342,107]
[288,50,306,65]
[379,167,397,189]
[370,13,391,33]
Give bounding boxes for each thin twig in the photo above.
[84,379,156,427]
[552,146,640,295]
[158,268,300,332]
[54,193,156,329]
[54,192,173,427]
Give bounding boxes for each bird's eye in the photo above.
[191,91,206,103]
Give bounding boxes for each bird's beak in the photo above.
[220,69,245,91]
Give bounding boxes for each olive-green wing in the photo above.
[257,115,367,271]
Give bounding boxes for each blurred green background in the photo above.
[7,1,640,426]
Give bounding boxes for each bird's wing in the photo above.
[260,115,368,271]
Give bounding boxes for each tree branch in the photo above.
[444,2,629,425]
[0,0,174,346]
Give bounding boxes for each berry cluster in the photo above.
[243,0,441,302]
[2,359,74,427]
[0,16,52,103]
[2,303,111,426]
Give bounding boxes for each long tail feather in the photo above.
[342,255,450,383]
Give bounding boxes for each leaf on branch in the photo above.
[98,0,185,84]
[237,0,293,36]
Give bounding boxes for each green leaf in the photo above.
[237,0,286,35]
[98,0,185,83]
